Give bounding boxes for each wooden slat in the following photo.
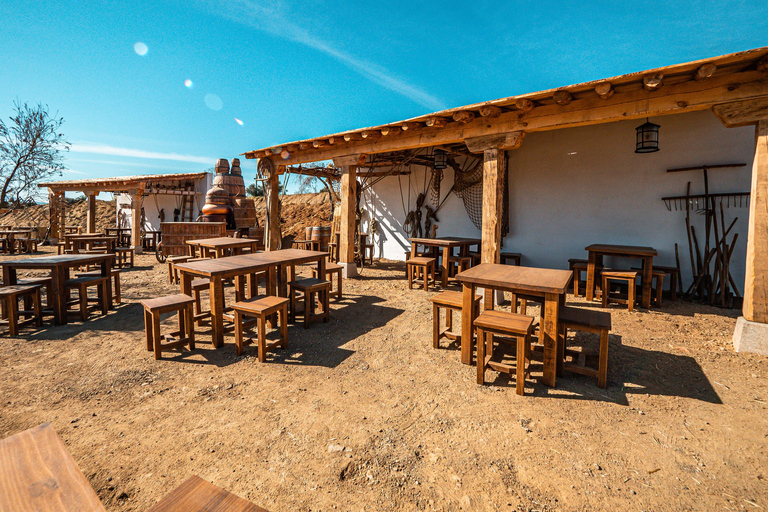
[455,263,572,295]
[147,476,268,512]
[743,120,768,323]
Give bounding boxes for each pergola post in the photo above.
[335,155,364,278]
[58,192,66,238]
[86,192,98,233]
[48,188,59,244]
[262,160,281,251]
[131,189,143,254]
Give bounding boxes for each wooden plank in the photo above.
[86,193,97,234]
[713,97,768,127]
[480,148,505,306]
[48,190,60,241]
[465,131,524,153]
[264,161,281,251]
[339,165,356,264]
[0,423,106,512]
[131,190,143,254]
[743,120,768,323]
[456,263,572,295]
[147,475,268,512]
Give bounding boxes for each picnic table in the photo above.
[186,237,260,258]
[1,253,115,324]
[409,237,481,287]
[175,249,327,347]
[0,229,34,254]
[585,244,657,309]
[456,263,572,387]
[0,423,107,512]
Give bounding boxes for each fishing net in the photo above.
[452,156,509,237]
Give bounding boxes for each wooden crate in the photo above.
[160,222,226,256]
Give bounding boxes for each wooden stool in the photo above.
[363,244,374,265]
[140,294,195,360]
[601,270,638,311]
[64,276,109,321]
[474,310,535,395]
[407,257,436,291]
[17,277,53,314]
[232,296,289,360]
[191,278,211,325]
[500,252,521,266]
[633,265,678,302]
[167,255,191,284]
[0,285,42,336]
[17,238,37,253]
[558,306,611,388]
[76,270,121,305]
[115,247,134,268]
[447,256,472,278]
[430,290,481,348]
[569,258,604,297]
[288,277,331,328]
[468,251,480,266]
[312,262,343,300]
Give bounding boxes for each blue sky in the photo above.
[2,1,767,196]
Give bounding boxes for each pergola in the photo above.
[39,172,208,253]
[244,46,768,348]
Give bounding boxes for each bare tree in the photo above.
[0,101,69,207]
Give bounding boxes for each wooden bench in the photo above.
[146,475,269,512]
[474,310,536,395]
[447,255,472,278]
[632,265,677,303]
[558,306,611,388]
[499,252,521,266]
[141,294,196,360]
[64,276,109,321]
[601,270,638,311]
[0,285,43,336]
[76,269,121,305]
[167,255,191,284]
[17,276,53,315]
[288,277,331,328]
[312,261,343,300]
[407,257,436,291]
[115,247,134,268]
[430,290,481,349]
[569,258,604,297]
[232,296,289,360]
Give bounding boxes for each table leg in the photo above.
[461,283,477,365]
[52,267,67,325]
[442,246,450,287]
[103,258,113,308]
[267,266,278,328]
[318,256,326,283]
[641,257,653,309]
[278,265,288,298]
[586,251,597,302]
[209,276,225,348]
[542,292,560,387]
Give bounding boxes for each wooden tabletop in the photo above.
[175,249,326,277]
[65,232,104,238]
[187,237,258,248]
[147,476,268,512]
[0,423,107,512]
[585,244,658,257]
[456,263,572,295]
[0,254,115,269]
[0,229,34,235]
[410,237,481,247]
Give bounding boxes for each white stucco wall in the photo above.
[362,110,755,289]
[115,173,211,230]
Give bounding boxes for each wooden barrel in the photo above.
[160,222,227,256]
[311,226,331,251]
[305,227,314,240]
[212,173,245,198]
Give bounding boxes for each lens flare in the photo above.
[204,93,223,111]
[184,79,193,88]
[134,42,148,56]
[234,118,243,125]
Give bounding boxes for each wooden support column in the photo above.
[743,119,768,324]
[48,189,59,244]
[259,158,281,251]
[335,155,365,278]
[86,192,97,233]
[58,192,66,239]
[131,189,143,254]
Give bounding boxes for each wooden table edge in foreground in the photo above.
[456,263,572,388]
[147,475,269,512]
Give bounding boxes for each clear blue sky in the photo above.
[2,1,767,195]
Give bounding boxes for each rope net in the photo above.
[451,157,509,238]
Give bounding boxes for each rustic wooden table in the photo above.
[70,236,118,254]
[585,244,657,309]
[0,423,107,512]
[1,253,115,324]
[409,237,481,287]
[175,249,327,347]
[147,475,269,512]
[186,237,259,258]
[0,229,34,254]
[456,263,572,387]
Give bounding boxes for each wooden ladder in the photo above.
[181,183,195,222]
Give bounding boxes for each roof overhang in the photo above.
[40,172,210,193]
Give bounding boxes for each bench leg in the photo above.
[322,287,329,323]
[152,311,162,360]
[628,280,635,312]
[598,329,609,389]
[79,285,88,321]
[476,327,485,385]
[144,309,153,351]
[33,290,42,327]
[8,297,18,336]
[100,281,109,314]
[235,310,244,356]
[257,314,266,362]
[432,303,439,348]
[185,305,195,350]
[446,308,452,331]
[113,273,121,304]
[516,335,527,396]
[601,277,609,308]
[279,305,287,348]
[303,291,310,329]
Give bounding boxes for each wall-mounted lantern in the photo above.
[635,118,660,153]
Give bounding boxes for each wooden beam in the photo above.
[695,63,717,80]
[265,70,768,165]
[465,131,525,153]
[643,73,664,91]
[86,192,97,233]
[401,122,422,131]
[380,126,402,136]
[333,154,367,167]
[343,133,363,142]
[58,192,66,240]
[595,82,614,99]
[453,111,475,124]
[299,142,314,150]
[131,190,143,254]
[481,148,506,308]
[553,90,572,105]
[360,130,381,140]
[743,120,768,323]
[712,97,768,127]
[48,190,60,242]
[515,98,536,111]
[339,165,357,275]
[758,56,768,72]
[259,158,281,250]
[425,117,449,127]
[479,105,502,118]
[312,140,328,148]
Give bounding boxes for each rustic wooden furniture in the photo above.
[143,229,161,251]
[0,423,107,512]
[167,255,191,284]
[64,226,81,234]
[409,237,481,287]
[232,295,289,359]
[0,284,43,336]
[141,294,196,360]
[407,257,436,291]
[585,244,657,308]
[499,252,521,266]
[1,254,114,325]
[187,237,259,259]
[68,235,117,254]
[76,269,121,305]
[175,249,327,347]
[292,239,320,251]
[633,265,678,302]
[105,227,131,246]
[159,222,227,258]
[288,277,331,328]
[65,276,109,321]
[191,278,211,325]
[17,276,53,312]
[475,310,536,395]
[0,229,35,254]
[447,255,472,277]
[456,263,572,388]
[650,269,665,307]
[601,270,639,311]
[16,236,38,253]
[312,261,343,300]
[115,247,134,268]
[558,306,611,388]
[146,475,269,512]
[430,290,481,349]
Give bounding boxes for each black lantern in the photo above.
[635,118,660,153]
[433,149,447,169]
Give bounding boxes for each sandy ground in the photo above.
[1,246,767,512]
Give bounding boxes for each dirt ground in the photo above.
[1,246,766,512]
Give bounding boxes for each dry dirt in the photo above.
[1,247,767,512]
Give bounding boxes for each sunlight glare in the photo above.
[204,93,223,111]
[134,42,148,56]
[235,118,243,125]
[184,79,193,88]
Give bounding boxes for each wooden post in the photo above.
[339,165,357,277]
[260,158,281,251]
[48,189,59,244]
[86,192,97,233]
[743,119,768,324]
[58,192,66,239]
[131,190,143,254]
[481,148,506,308]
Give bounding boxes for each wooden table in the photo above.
[456,263,572,387]
[585,244,657,309]
[0,229,34,254]
[147,475,268,512]
[292,239,320,251]
[186,237,260,258]
[409,237,481,287]
[1,253,115,324]
[106,227,131,246]
[0,423,107,512]
[144,230,161,250]
[70,236,117,254]
[175,249,327,347]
